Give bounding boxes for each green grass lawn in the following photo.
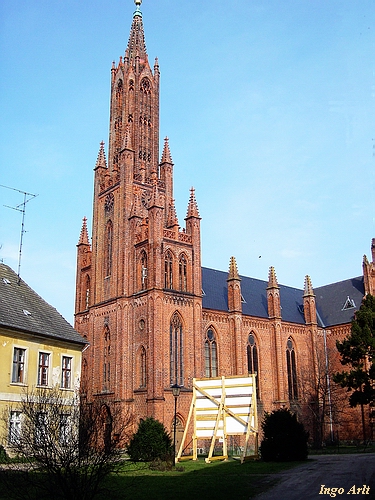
[98,458,301,500]
[0,457,300,500]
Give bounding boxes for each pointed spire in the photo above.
[303,275,314,297]
[161,137,173,164]
[167,199,179,228]
[78,217,90,246]
[186,187,200,219]
[95,141,107,170]
[227,256,240,281]
[127,0,147,63]
[267,266,279,289]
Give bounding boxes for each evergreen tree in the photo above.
[333,294,375,441]
[127,417,173,463]
[260,408,308,461]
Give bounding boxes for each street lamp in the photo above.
[171,383,181,462]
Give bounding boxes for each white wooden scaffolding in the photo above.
[176,375,258,464]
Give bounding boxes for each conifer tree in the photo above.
[333,294,375,441]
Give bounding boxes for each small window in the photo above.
[38,352,50,386]
[342,296,356,310]
[61,356,72,389]
[12,348,26,383]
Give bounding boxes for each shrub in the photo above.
[260,408,308,461]
[0,445,8,463]
[127,417,173,463]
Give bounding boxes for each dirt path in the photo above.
[254,453,375,500]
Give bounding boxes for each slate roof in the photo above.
[0,263,86,346]
[315,276,364,327]
[202,266,364,328]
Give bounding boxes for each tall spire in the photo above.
[127,0,147,63]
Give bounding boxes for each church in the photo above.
[74,0,375,446]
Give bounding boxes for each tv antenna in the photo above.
[1,184,38,281]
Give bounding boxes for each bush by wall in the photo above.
[260,408,308,461]
[127,417,173,462]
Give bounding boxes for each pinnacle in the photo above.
[228,256,240,281]
[95,141,107,170]
[167,199,179,228]
[161,137,173,164]
[186,187,200,219]
[303,275,314,296]
[78,217,90,246]
[267,266,279,288]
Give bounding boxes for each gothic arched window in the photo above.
[140,251,148,290]
[247,332,259,397]
[139,77,152,163]
[140,347,146,388]
[103,326,111,390]
[165,251,173,289]
[179,254,187,292]
[286,337,298,400]
[204,328,218,378]
[170,313,183,386]
[104,221,113,278]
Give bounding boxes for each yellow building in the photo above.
[0,263,87,450]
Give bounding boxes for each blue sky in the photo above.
[1,0,374,324]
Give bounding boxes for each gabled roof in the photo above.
[0,263,86,346]
[202,266,364,328]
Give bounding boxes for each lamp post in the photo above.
[171,383,181,462]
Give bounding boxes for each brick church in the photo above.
[74,0,375,445]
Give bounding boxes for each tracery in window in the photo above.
[165,251,173,289]
[170,313,183,386]
[286,337,298,400]
[179,254,187,292]
[204,328,218,378]
[247,332,259,397]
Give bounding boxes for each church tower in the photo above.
[75,0,203,429]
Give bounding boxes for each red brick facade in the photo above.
[74,2,374,446]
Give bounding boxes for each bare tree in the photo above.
[1,387,132,500]
[297,338,347,448]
